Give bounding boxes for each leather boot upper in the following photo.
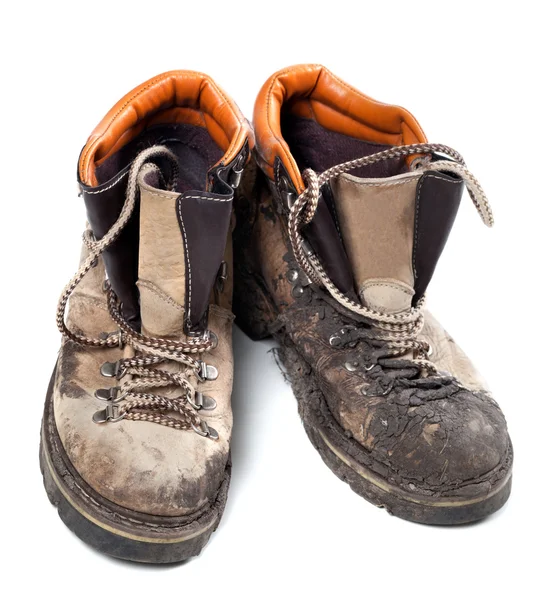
[54,71,253,516]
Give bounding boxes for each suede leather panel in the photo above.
[54,247,233,517]
[137,175,186,336]
[331,171,420,312]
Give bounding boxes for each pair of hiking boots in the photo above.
[41,65,513,564]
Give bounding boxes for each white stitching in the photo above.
[413,176,422,280]
[185,195,232,202]
[177,199,192,322]
[83,170,128,195]
[344,176,420,188]
[423,173,463,185]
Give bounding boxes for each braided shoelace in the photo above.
[288,143,494,372]
[56,146,217,437]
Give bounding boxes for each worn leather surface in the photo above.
[253,64,427,192]
[138,172,186,337]
[79,70,253,186]
[177,190,233,331]
[413,171,463,302]
[238,182,510,492]
[242,67,510,496]
[331,171,420,312]
[82,168,141,328]
[54,245,233,517]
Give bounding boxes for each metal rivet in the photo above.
[100,361,119,378]
[291,285,304,298]
[329,335,341,347]
[287,269,299,283]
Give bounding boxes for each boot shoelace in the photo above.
[288,143,494,373]
[56,145,219,439]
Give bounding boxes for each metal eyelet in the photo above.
[192,420,219,440]
[99,329,123,349]
[94,387,128,404]
[216,262,228,293]
[287,269,299,283]
[208,331,218,349]
[198,362,218,381]
[291,285,305,299]
[189,392,217,411]
[93,402,127,424]
[99,360,126,379]
[360,382,393,397]
[345,361,359,372]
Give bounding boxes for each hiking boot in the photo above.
[234,64,512,525]
[40,71,252,562]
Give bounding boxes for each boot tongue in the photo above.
[330,168,463,313]
[137,166,232,337]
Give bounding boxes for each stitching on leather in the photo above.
[412,172,463,280]
[83,170,128,195]
[80,74,168,180]
[177,198,193,322]
[137,280,185,311]
[70,294,107,310]
[141,188,178,201]
[413,175,423,280]
[360,281,413,295]
[81,72,246,181]
[345,175,420,188]
[264,65,321,189]
[423,173,464,185]
[185,195,232,203]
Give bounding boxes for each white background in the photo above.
[2,1,550,598]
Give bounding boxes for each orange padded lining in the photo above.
[253,64,427,192]
[79,70,252,186]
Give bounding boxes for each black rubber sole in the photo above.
[40,372,230,563]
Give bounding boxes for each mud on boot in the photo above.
[233,64,513,525]
[41,71,253,562]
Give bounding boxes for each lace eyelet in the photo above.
[192,420,219,440]
[93,402,127,424]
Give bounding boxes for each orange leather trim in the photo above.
[79,70,253,186]
[253,64,427,192]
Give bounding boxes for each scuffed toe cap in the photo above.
[57,406,231,517]
[381,389,511,491]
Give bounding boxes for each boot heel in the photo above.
[233,265,275,341]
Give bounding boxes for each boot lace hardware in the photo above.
[57,146,219,438]
[288,143,494,373]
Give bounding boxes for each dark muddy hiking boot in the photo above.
[234,64,512,525]
[40,71,252,563]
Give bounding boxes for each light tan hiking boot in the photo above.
[40,71,253,563]
[234,64,512,525]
